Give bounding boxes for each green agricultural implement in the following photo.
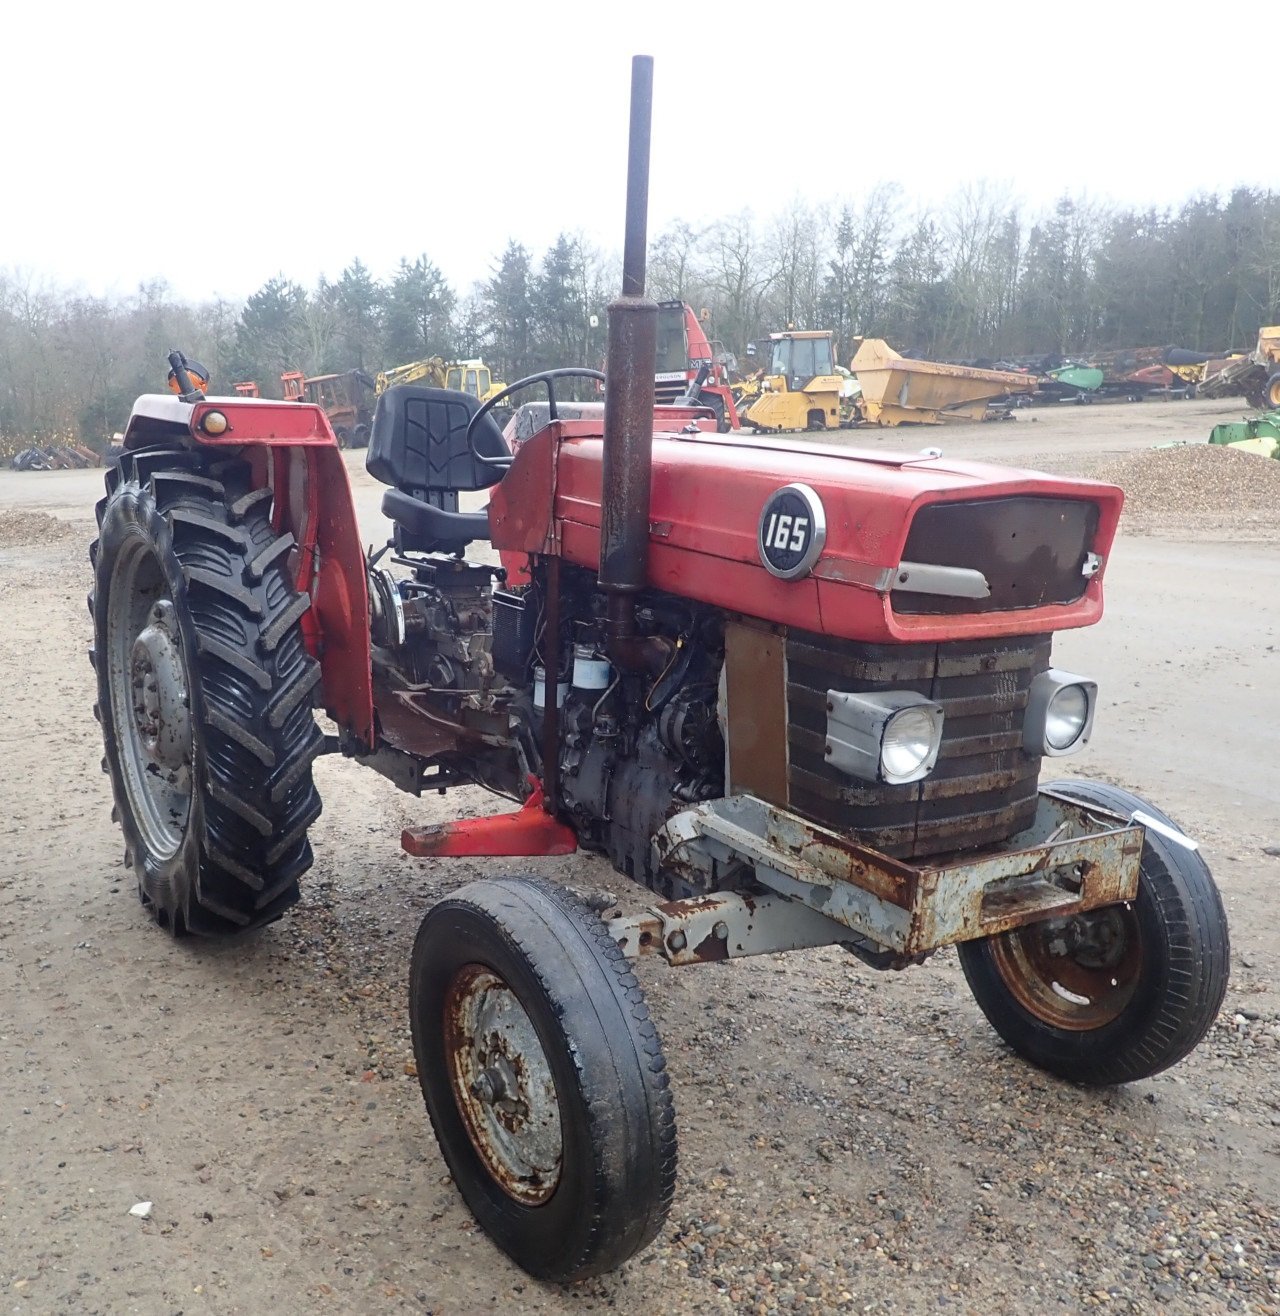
[1208,411,1280,458]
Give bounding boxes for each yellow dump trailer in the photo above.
[851,340,1037,425]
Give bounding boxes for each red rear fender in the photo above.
[123,393,374,747]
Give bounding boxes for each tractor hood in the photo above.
[489,421,1123,644]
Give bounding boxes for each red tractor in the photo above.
[90,59,1227,1283]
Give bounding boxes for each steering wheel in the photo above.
[466,368,607,468]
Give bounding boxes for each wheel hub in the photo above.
[444,964,563,1205]
[990,904,1143,1031]
[129,602,191,771]
[106,541,194,860]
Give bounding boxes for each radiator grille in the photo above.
[786,630,1050,858]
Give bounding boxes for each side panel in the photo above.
[723,619,790,804]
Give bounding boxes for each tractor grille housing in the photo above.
[786,629,1051,859]
[892,495,1098,616]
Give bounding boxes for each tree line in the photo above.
[4,185,1280,446]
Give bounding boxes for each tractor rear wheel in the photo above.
[1265,372,1280,410]
[90,448,324,934]
[409,877,677,1281]
[958,780,1228,1085]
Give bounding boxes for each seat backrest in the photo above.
[366,386,508,496]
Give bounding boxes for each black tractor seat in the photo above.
[366,384,509,554]
[381,488,490,555]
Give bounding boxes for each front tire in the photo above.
[90,448,324,934]
[409,878,677,1281]
[958,780,1228,1085]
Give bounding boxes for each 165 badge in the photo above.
[757,483,826,580]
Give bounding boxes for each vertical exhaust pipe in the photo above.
[599,55,661,669]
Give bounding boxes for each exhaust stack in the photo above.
[598,55,660,669]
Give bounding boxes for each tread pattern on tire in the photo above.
[504,877,678,1275]
[91,445,324,934]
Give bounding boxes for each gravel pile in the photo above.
[0,508,76,546]
[1092,444,1280,533]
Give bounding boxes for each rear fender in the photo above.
[123,393,374,747]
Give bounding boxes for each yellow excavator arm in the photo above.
[375,356,449,395]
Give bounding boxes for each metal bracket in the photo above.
[647,792,1143,961]
[607,889,851,965]
[401,778,577,857]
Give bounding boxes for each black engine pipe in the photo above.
[599,55,661,670]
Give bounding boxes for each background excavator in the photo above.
[376,356,509,403]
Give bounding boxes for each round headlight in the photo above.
[1045,684,1090,750]
[881,706,940,782]
[200,410,229,436]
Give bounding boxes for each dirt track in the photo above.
[1,397,1277,1314]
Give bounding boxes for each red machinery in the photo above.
[654,299,742,431]
[90,59,1227,1283]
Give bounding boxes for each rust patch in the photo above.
[692,930,729,962]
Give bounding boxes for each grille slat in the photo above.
[786,629,1050,858]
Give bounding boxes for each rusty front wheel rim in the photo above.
[442,963,563,1206]
[988,904,1143,1032]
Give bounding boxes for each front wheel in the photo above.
[958,780,1228,1085]
[409,878,677,1281]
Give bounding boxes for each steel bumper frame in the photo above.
[608,789,1147,966]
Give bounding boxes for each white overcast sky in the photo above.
[1,0,1261,305]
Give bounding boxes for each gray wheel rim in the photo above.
[444,964,564,1205]
[106,534,194,859]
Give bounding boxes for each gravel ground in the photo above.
[1,397,1277,1314]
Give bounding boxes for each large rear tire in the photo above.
[90,447,324,934]
[958,780,1228,1084]
[409,877,677,1281]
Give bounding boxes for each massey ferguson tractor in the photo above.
[90,57,1228,1283]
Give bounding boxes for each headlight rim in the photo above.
[1024,669,1097,758]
